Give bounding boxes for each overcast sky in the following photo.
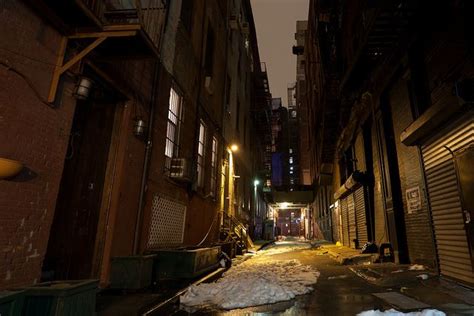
[250,0,309,105]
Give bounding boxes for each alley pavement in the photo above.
[170,240,474,316]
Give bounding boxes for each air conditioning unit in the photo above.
[229,15,239,30]
[241,22,249,35]
[170,158,192,182]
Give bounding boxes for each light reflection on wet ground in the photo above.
[174,241,390,316]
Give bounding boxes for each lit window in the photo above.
[289,157,293,164]
[197,121,206,188]
[289,148,293,154]
[210,137,218,196]
[290,166,294,170]
[165,87,183,167]
[290,171,293,174]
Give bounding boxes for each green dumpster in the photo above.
[0,290,24,316]
[153,246,221,280]
[110,255,156,289]
[22,279,98,316]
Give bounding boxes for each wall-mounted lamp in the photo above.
[230,144,239,152]
[0,158,23,179]
[73,76,93,100]
[133,117,147,138]
[254,179,260,187]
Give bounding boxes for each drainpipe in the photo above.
[133,61,160,255]
[132,0,169,255]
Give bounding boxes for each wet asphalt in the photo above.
[173,242,392,316]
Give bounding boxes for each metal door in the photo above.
[355,186,368,247]
[422,116,474,285]
[347,193,357,248]
[341,198,349,246]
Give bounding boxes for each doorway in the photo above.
[375,94,409,263]
[42,86,117,281]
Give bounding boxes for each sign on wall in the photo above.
[406,186,422,214]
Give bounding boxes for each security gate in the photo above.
[341,198,349,246]
[421,116,474,285]
[347,194,357,248]
[355,186,368,246]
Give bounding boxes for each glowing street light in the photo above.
[230,144,239,152]
[254,179,260,187]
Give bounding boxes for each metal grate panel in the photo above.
[147,195,186,249]
[347,193,357,248]
[355,186,368,247]
[422,116,474,285]
[341,198,349,246]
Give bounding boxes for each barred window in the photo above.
[210,137,218,196]
[165,87,183,168]
[197,121,206,188]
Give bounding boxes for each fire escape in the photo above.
[24,0,167,102]
[251,62,273,192]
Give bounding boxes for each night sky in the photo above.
[251,0,309,105]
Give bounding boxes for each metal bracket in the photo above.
[47,30,137,102]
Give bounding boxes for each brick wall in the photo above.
[388,77,437,267]
[0,2,76,289]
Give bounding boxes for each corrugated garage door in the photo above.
[355,186,368,247]
[347,193,357,248]
[422,117,474,285]
[341,198,349,246]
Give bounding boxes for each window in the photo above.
[289,148,293,154]
[289,157,294,164]
[210,137,218,196]
[197,121,207,188]
[204,24,215,77]
[180,0,193,32]
[165,87,183,167]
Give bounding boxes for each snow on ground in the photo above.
[180,246,320,310]
[357,309,446,316]
[408,264,426,271]
[256,241,311,256]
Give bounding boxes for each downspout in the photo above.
[132,0,169,255]
[133,60,160,255]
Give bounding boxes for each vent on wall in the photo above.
[147,195,186,249]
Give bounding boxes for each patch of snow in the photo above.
[409,264,426,271]
[357,309,446,316]
[180,259,320,310]
[416,274,429,280]
[256,241,311,256]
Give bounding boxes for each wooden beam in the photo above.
[47,37,68,102]
[68,30,137,39]
[59,37,107,74]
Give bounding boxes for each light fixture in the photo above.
[133,117,147,138]
[230,144,239,152]
[254,179,260,186]
[73,76,93,100]
[0,157,23,179]
[280,202,289,209]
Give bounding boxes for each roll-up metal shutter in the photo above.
[341,198,349,246]
[421,116,474,285]
[355,186,368,247]
[347,193,357,248]
[333,202,342,243]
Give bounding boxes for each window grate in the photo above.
[147,195,186,249]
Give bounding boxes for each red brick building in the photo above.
[0,0,269,289]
